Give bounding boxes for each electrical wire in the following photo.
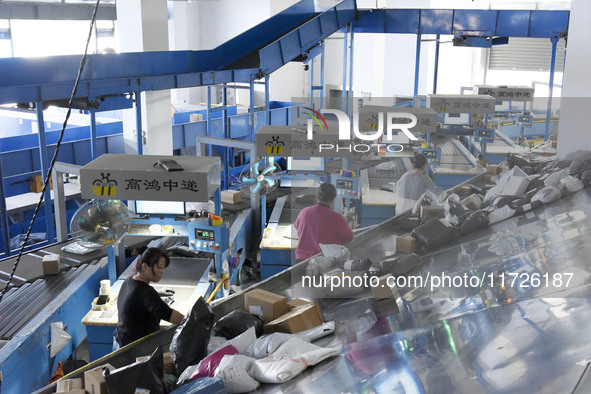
[0,0,102,303]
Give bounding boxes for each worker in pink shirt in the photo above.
[294,182,354,261]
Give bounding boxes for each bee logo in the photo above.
[265,136,284,154]
[92,173,118,196]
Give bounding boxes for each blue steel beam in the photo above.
[353,9,569,37]
[0,0,356,107]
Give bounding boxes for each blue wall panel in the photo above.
[230,114,250,139]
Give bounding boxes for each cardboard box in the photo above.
[287,298,313,311]
[42,254,61,275]
[189,113,203,122]
[458,185,472,196]
[221,189,242,204]
[483,174,498,183]
[30,174,53,193]
[163,352,175,375]
[396,233,421,253]
[419,205,444,220]
[57,378,83,392]
[84,364,115,394]
[264,303,323,334]
[462,194,483,211]
[487,164,502,175]
[371,274,401,302]
[243,289,288,322]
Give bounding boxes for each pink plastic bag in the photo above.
[193,345,239,379]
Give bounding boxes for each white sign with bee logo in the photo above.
[80,154,221,202]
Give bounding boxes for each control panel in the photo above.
[188,218,229,253]
[331,176,360,200]
[474,128,495,143]
[418,148,441,166]
[516,114,533,127]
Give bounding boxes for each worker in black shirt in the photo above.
[114,247,184,350]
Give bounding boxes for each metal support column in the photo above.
[545,34,559,141]
[434,34,440,94]
[0,160,10,256]
[89,109,98,160]
[222,85,228,189]
[309,55,315,106]
[206,86,213,156]
[265,76,270,126]
[214,188,221,216]
[135,91,143,155]
[35,103,55,244]
[348,28,355,117]
[342,29,349,114]
[249,80,255,140]
[320,42,325,105]
[414,33,422,98]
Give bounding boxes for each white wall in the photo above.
[557,0,591,157]
[117,0,173,155]
[169,1,201,105]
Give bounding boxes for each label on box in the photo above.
[248,306,264,317]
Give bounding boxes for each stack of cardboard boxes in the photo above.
[243,289,323,334]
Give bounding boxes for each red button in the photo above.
[214,245,220,251]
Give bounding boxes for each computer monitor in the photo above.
[287,157,324,172]
[443,113,471,126]
[495,101,511,113]
[134,200,186,216]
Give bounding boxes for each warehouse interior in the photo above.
[1,0,591,393]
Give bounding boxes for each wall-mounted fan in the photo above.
[70,200,130,247]
[238,160,281,195]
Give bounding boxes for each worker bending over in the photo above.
[394,153,443,213]
[114,247,184,349]
[294,182,354,261]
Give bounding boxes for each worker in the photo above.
[113,246,184,351]
[294,182,354,261]
[394,153,443,213]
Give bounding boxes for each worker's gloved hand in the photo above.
[438,190,449,204]
[158,288,175,297]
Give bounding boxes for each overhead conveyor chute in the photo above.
[0,0,357,107]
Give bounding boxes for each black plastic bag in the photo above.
[448,201,471,217]
[411,219,458,250]
[569,153,591,176]
[371,253,421,276]
[525,176,546,193]
[213,310,264,340]
[395,216,421,232]
[105,349,166,394]
[170,297,215,376]
[459,211,489,235]
[343,257,372,272]
[490,195,518,209]
[581,170,591,187]
[470,184,485,195]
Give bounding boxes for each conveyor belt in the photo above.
[0,263,97,341]
[0,236,154,291]
[52,182,591,394]
[434,138,475,172]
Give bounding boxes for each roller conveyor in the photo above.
[0,264,99,341]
